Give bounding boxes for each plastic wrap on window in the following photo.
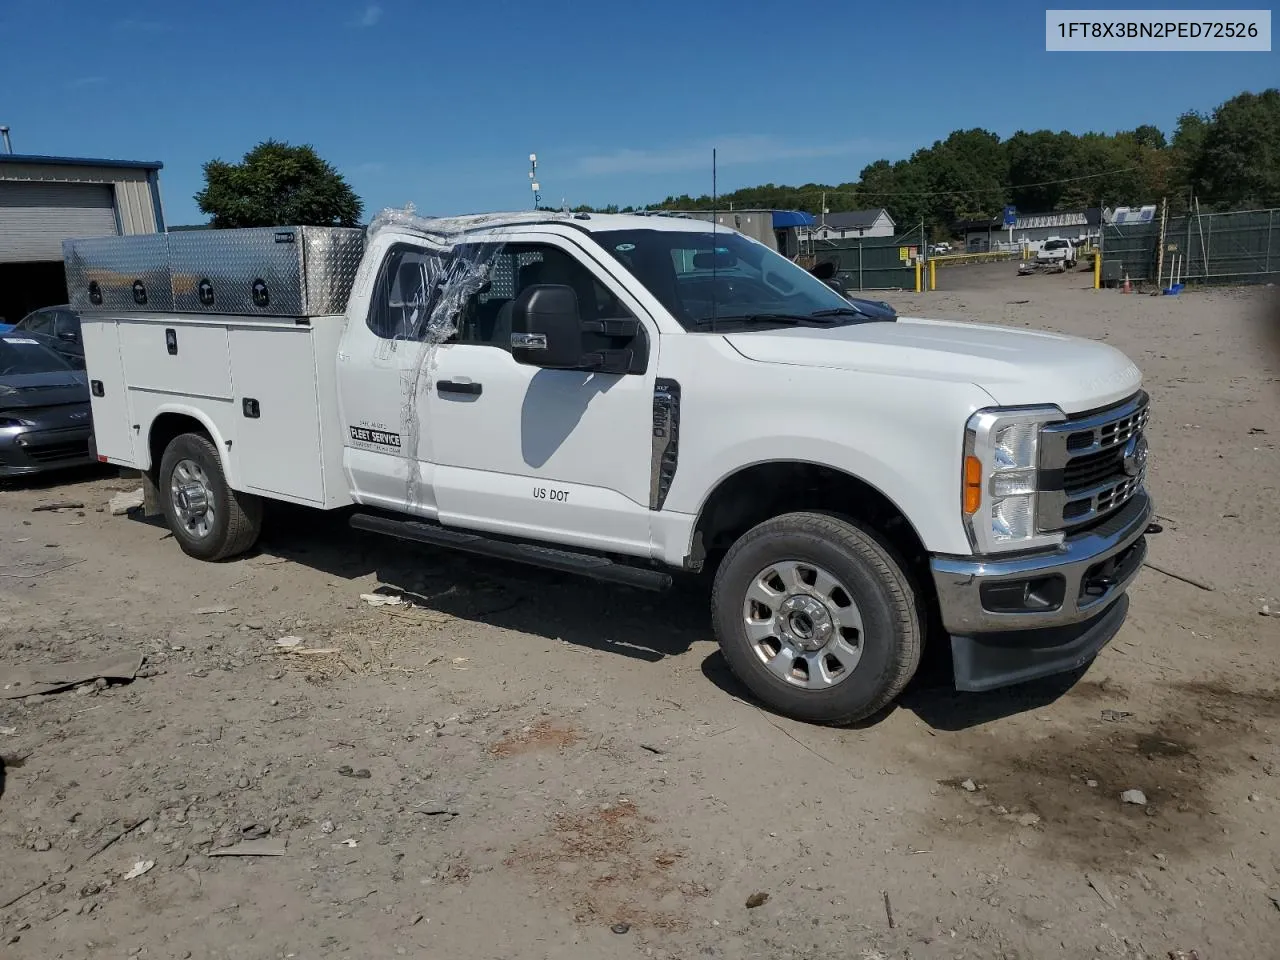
[363,205,571,509]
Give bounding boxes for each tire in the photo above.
[711,511,922,725]
[159,432,262,561]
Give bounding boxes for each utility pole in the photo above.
[529,153,540,211]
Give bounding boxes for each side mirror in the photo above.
[808,260,837,281]
[58,331,80,343]
[510,284,585,368]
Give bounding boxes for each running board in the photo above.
[349,513,673,592]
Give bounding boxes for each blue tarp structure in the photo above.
[769,210,815,228]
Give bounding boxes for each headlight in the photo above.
[963,406,1066,554]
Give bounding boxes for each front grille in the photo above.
[1039,391,1149,532]
[1063,446,1126,493]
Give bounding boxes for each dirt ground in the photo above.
[2,266,1278,960]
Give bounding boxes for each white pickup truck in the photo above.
[1036,237,1078,269]
[66,210,1153,724]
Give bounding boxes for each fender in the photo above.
[683,442,960,558]
[140,402,241,490]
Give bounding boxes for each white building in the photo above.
[805,208,896,241]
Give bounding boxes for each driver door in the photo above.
[428,235,658,557]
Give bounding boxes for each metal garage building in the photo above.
[0,153,165,325]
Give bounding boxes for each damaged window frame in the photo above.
[363,230,650,362]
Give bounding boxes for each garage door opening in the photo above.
[0,261,69,327]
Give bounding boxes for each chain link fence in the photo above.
[806,224,928,291]
[1101,206,1279,288]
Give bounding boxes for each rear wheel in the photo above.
[711,511,922,725]
[159,432,262,561]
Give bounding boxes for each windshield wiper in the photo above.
[693,313,841,328]
[808,307,873,319]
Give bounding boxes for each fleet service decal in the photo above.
[349,426,402,448]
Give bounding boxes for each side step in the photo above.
[349,513,674,592]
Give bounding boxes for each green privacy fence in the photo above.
[808,224,927,291]
[1100,207,1280,287]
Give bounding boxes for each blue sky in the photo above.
[1,0,1275,225]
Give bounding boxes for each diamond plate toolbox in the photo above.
[64,226,367,317]
[63,233,175,313]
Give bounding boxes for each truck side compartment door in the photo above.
[78,318,135,466]
[427,236,656,557]
[335,239,442,517]
[228,326,326,505]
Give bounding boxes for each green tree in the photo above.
[1006,130,1082,211]
[195,140,363,228]
[1193,89,1280,208]
[920,128,1008,228]
[1131,124,1167,150]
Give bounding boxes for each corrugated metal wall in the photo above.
[0,182,118,261]
[0,163,160,264]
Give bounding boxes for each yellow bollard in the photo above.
[1093,251,1101,289]
[915,259,922,293]
[929,258,937,291]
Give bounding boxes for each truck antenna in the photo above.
[710,147,718,332]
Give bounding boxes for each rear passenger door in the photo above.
[336,236,449,517]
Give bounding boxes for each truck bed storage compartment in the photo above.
[228,326,325,505]
[118,321,233,399]
[78,319,135,464]
[65,227,366,318]
[66,226,365,509]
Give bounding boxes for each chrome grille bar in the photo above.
[1038,391,1149,532]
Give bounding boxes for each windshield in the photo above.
[593,228,861,331]
[1043,240,1069,250]
[0,336,73,376]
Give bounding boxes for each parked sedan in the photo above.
[12,304,84,369]
[0,334,97,478]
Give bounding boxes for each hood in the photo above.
[723,316,1142,413]
[0,370,90,409]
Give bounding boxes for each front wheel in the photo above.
[711,512,922,725]
[159,432,262,561]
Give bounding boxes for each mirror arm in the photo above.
[580,317,639,337]
[580,349,634,374]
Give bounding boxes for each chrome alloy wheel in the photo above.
[170,458,216,540]
[742,559,864,688]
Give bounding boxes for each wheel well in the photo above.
[691,462,932,590]
[148,413,212,475]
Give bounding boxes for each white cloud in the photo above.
[572,135,889,177]
[357,4,382,26]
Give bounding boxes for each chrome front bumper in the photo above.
[930,490,1153,635]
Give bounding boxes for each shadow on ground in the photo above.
[140,502,1086,724]
[698,646,1087,732]
[251,503,712,663]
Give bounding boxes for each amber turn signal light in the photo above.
[963,455,983,515]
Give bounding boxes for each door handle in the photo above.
[438,380,482,396]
